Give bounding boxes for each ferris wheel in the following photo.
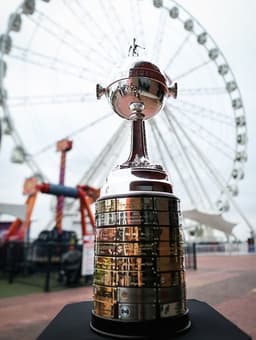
[0,0,250,235]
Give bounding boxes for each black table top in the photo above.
[37,299,252,340]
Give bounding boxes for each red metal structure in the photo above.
[38,182,99,237]
[3,177,38,242]
[56,139,73,234]
[1,177,99,243]
[1,139,99,243]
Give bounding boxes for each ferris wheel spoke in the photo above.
[78,121,128,185]
[128,0,146,50]
[148,120,173,183]
[74,0,121,47]
[26,15,110,73]
[9,92,95,107]
[167,107,229,190]
[163,108,214,209]
[10,45,102,81]
[164,33,191,71]
[23,11,44,51]
[151,10,167,63]
[99,0,130,55]
[166,103,235,157]
[168,108,254,232]
[172,60,211,81]
[171,99,234,125]
[63,0,123,62]
[149,119,196,206]
[179,87,227,96]
[34,8,116,66]
[31,112,113,157]
[150,118,201,205]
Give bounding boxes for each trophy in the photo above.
[91,54,191,338]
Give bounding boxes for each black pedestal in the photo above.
[37,300,252,340]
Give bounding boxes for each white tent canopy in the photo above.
[183,209,237,236]
[0,203,26,220]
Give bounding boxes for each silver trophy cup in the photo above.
[91,59,191,338]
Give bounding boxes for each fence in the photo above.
[0,240,86,292]
[195,242,253,255]
[184,243,197,270]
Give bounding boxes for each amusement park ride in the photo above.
[2,138,99,245]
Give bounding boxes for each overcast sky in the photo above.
[0,0,255,241]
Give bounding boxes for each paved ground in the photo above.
[0,254,255,340]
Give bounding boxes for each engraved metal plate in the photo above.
[116,197,154,211]
[94,269,158,287]
[160,301,186,318]
[95,242,157,257]
[95,226,157,242]
[159,271,185,287]
[154,197,170,211]
[156,256,184,271]
[118,303,156,320]
[118,287,157,303]
[95,242,184,257]
[94,256,154,271]
[95,226,184,243]
[158,286,185,303]
[96,209,181,227]
[96,199,116,213]
[93,300,115,318]
[93,285,117,303]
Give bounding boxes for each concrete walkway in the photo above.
[0,254,255,340]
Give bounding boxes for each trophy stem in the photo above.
[128,119,149,162]
[121,102,150,168]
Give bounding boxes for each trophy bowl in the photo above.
[97,60,177,120]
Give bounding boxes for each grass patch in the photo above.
[0,279,42,298]
[0,272,65,298]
